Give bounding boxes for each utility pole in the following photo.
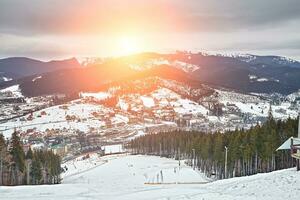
[159,143,162,157]
[27,161,30,185]
[192,148,195,170]
[0,155,2,185]
[224,146,228,179]
[297,114,300,171]
[298,113,300,139]
[178,148,181,170]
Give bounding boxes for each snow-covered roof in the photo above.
[277,137,300,150]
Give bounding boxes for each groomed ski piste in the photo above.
[1,153,300,200]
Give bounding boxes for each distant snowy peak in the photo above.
[226,54,299,66]
[128,58,199,73]
[200,51,300,67]
[272,56,300,66]
[235,54,300,68]
[200,51,256,60]
[128,58,169,71]
[77,57,105,66]
[235,54,257,63]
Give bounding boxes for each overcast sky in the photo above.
[0,0,300,60]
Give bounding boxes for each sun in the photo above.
[118,36,141,55]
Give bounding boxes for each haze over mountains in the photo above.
[1,52,300,97]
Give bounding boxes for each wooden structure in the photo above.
[277,116,300,170]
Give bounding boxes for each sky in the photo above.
[0,0,300,60]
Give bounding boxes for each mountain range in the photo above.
[0,57,80,80]
[1,52,300,97]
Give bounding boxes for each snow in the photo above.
[0,84,23,97]
[171,98,208,116]
[273,56,299,65]
[2,76,12,81]
[118,98,129,111]
[254,77,279,82]
[151,88,208,116]
[103,144,124,154]
[135,130,146,137]
[1,154,300,200]
[30,143,45,150]
[128,58,199,73]
[0,102,107,138]
[32,76,42,82]
[257,77,269,82]
[172,60,200,73]
[287,89,300,102]
[248,74,257,80]
[80,91,111,100]
[140,96,155,108]
[277,137,300,150]
[151,88,179,100]
[214,89,299,119]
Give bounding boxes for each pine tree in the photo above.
[0,133,8,185]
[30,154,42,184]
[9,131,25,173]
[26,148,33,160]
[130,118,298,180]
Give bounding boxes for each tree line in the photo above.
[0,131,62,186]
[129,117,299,179]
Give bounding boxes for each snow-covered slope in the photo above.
[286,89,300,102]
[0,101,107,137]
[0,75,13,82]
[0,84,23,97]
[207,89,299,119]
[127,58,200,73]
[1,154,299,200]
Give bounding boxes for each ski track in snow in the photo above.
[1,154,300,200]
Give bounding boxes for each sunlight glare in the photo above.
[118,36,141,56]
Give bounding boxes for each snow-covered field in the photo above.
[0,101,107,137]
[214,89,299,119]
[1,154,300,200]
[0,100,132,138]
[0,84,23,97]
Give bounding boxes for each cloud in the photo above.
[179,0,300,32]
[0,0,299,35]
[0,0,179,35]
[0,0,300,59]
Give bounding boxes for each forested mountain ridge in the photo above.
[1,52,300,97]
[123,52,300,94]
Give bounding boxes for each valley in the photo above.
[1,1,300,199]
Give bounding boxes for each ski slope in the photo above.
[1,155,300,200]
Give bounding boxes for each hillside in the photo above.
[6,62,197,97]
[113,52,300,94]
[1,79,299,139]
[1,154,299,200]
[0,57,81,82]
